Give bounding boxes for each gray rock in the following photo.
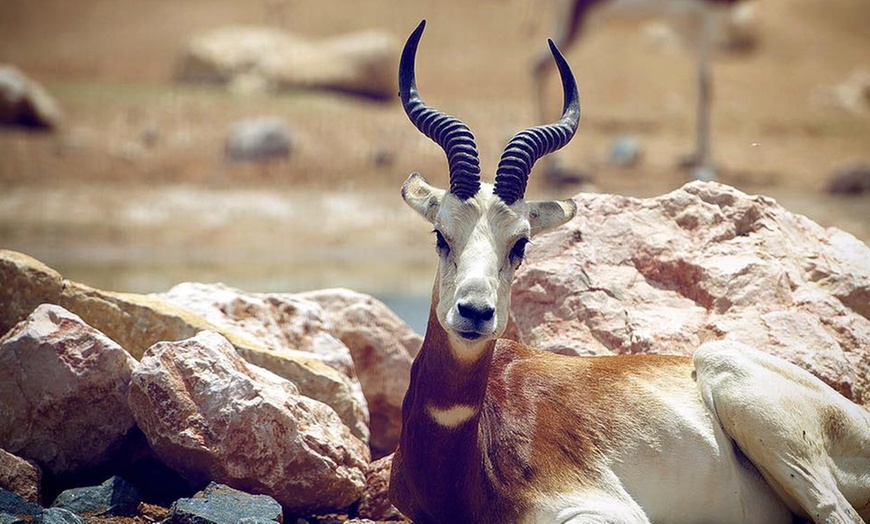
[167,483,281,524]
[0,513,26,524]
[828,162,870,194]
[0,487,41,518]
[609,135,643,167]
[51,476,141,517]
[225,118,294,163]
[31,508,82,524]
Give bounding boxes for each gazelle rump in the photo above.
[389,20,870,524]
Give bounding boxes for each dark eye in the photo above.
[510,237,529,264]
[434,230,450,256]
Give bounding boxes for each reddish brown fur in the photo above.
[389,298,696,523]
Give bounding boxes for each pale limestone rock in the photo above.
[176,26,399,100]
[155,282,370,443]
[299,289,421,457]
[128,331,369,514]
[512,182,870,406]
[0,250,368,441]
[0,304,138,475]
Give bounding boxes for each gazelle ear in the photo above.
[528,199,577,236]
[402,173,446,224]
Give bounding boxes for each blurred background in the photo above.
[1,0,868,334]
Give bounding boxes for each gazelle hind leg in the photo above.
[693,340,870,523]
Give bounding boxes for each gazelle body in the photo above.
[390,20,870,523]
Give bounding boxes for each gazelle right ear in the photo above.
[402,173,445,223]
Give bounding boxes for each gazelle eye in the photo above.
[434,230,450,256]
[510,237,529,264]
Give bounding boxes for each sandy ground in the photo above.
[0,0,868,329]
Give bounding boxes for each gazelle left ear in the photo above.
[402,173,446,224]
[528,199,577,236]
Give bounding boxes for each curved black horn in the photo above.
[399,20,481,200]
[494,39,581,205]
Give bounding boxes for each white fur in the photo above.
[426,403,479,428]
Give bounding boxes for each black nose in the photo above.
[457,301,495,323]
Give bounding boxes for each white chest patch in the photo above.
[426,403,478,428]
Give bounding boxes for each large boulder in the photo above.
[128,331,369,514]
[0,250,368,441]
[299,289,421,457]
[0,305,138,476]
[176,26,398,100]
[158,283,419,458]
[511,181,870,406]
[155,282,369,443]
[0,65,62,129]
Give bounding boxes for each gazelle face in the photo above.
[403,174,576,349]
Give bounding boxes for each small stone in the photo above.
[609,135,643,168]
[0,487,42,519]
[225,117,294,163]
[828,162,870,195]
[166,483,281,524]
[31,508,82,524]
[51,476,142,517]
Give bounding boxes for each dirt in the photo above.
[0,0,868,305]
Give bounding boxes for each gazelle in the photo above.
[532,0,751,182]
[389,20,870,524]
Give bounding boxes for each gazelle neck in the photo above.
[394,279,499,519]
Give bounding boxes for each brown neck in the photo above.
[393,281,499,521]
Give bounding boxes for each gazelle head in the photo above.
[399,20,580,351]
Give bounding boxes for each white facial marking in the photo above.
[401,175,576,351]
[426,403,478,428]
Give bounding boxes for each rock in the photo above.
[0,487,42,520]
[156,282,370,442]
[30,508,82,524]
[0,250,367,441]
[225,118,294,163]
[128,331,369,514]
[511,181,870,406]
[828,162,870,195]
[0,449,41,504]
[166,483,281,524]
[299,289,421,457]
[176,26,399,100]
[51,476,141,517]
[608,135,643,168]
[0,305,138,476]
[354,455,402,521]
[0,65,62,129]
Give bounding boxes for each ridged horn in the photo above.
[494,39,581,205]
[399,20,481,200]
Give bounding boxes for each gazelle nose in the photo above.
[457,301,495,323]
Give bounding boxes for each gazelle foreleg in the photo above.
[694,340,870,523]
